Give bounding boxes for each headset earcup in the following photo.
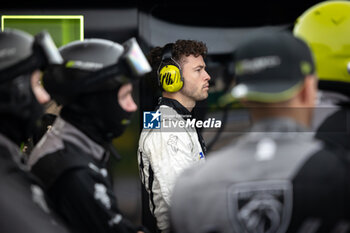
[158,65,183,92]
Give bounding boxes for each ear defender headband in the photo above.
[157,43,184,92]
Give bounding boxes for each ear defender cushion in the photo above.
[159,64,183,92]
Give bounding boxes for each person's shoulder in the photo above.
[305,141,347,166]
[176,149,231,187]
[139,127,166,153]
[292,140,350,188]
[0,144,13,163]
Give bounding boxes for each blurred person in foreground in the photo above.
[28,37,152,233]
[0,29,69,233]
[171,31,350,233]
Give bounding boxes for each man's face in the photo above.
[180,55,211,101]
[118,83,137,113]
[31,70,50,104]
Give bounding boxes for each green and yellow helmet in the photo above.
[294,1,350,88]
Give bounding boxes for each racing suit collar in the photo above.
[157,97,192,120]
[157,97,207,154]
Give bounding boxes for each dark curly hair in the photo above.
[147,40,207,70]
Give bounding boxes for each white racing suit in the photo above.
[138,97,206,232]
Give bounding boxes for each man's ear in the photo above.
[297,75,317,107]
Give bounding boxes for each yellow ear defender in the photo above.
[157,43,184,92]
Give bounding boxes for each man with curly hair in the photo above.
[138,40,211,232]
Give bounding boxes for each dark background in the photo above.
[1,0,324,224]
[2,0,321,26]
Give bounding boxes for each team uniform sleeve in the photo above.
[48,167,147,233]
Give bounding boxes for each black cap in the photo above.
[231,30,315,103]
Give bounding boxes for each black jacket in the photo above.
[314,90,350,150]
[29,117,147,233]
[0,133,69,233]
